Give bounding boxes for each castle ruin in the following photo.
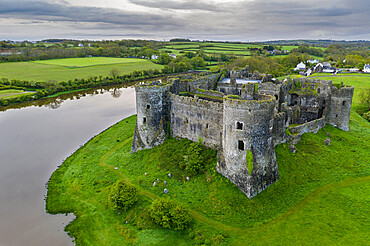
[131,68,354,198]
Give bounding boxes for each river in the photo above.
[0,85,137,246]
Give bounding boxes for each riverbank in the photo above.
[46,111,370,245]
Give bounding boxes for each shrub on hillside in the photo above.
[148,198,192,230]
[108,180,139,211]
[184,141,204,175]
[363,111,370,122]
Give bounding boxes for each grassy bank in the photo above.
[0,57,163,82]
[46,108,370,245]
[0,89,35,99]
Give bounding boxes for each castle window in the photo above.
[236,122,243,130]
[206,123,209,129]
[238,140,245,151]
[335,114,338,117]
[143,117,147,123]
[317,88,321,94]
[275,95,278,101]
[185,118,188,124]
[147,104,150,109]
[342,101,346,106]
[220,88,225,93]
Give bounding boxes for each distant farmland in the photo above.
[161,41,325,58]
[0,57,164,82]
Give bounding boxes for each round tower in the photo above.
[328,85,354,131]
[218,93,279,198]
[131,84,170,153]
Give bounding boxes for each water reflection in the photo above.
[0,82,140,246]
[0,82,138,112]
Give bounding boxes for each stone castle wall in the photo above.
[289,117,326,135]
[170,93,223,149]
[272,112,287,146]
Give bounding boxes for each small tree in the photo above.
[360,88,370,111]
[110,68,120,78]
[108,180,138,211]
[184,141,204,175]
[149,198,192,230]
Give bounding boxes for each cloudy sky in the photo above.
[0,0,369,41]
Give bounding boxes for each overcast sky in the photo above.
[0,0,369,41]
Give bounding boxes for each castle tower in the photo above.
[328,85,354,131]
[217,93,279,198]
[131,84,170,153]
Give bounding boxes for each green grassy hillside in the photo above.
[46,106,370,245]
[0,57,163,82]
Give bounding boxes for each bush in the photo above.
[108,180,139,211]
[149,198,192,230]
[360,88,370,111]
[184,141,204,174]
[363,111,370,122]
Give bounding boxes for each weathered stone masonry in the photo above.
[131,68,354,198]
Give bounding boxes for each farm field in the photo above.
[162,42,325,58]
[0,57,163,82]
[0,89,34,99]
[46,76,369,245]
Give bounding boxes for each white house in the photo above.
[323,68,336,73]
[363,64,370,73]
[78,43,84,47]
[169,54,177,59]
[314,62,333,73]
[322,62,331,68]
[294,61,306,71]
[151,54,158,60]
[349,68,359,72]
[307,59,319,64]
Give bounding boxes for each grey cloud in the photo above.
[128,0,220,11]
[0,0,180,27]
[0,0,369,41]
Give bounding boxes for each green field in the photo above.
[162,42,325,59]
[162,42,260,57]
[0,89,34,99]
[150,42,322,59]
[47,75,370,245]
[0,57,163,82]
[309,74,370,109]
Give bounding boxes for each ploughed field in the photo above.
[0,57,163,82]
[46,75,369,245]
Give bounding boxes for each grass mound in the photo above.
[46,111,369,245]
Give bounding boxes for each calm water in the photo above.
[0,85,136,246]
